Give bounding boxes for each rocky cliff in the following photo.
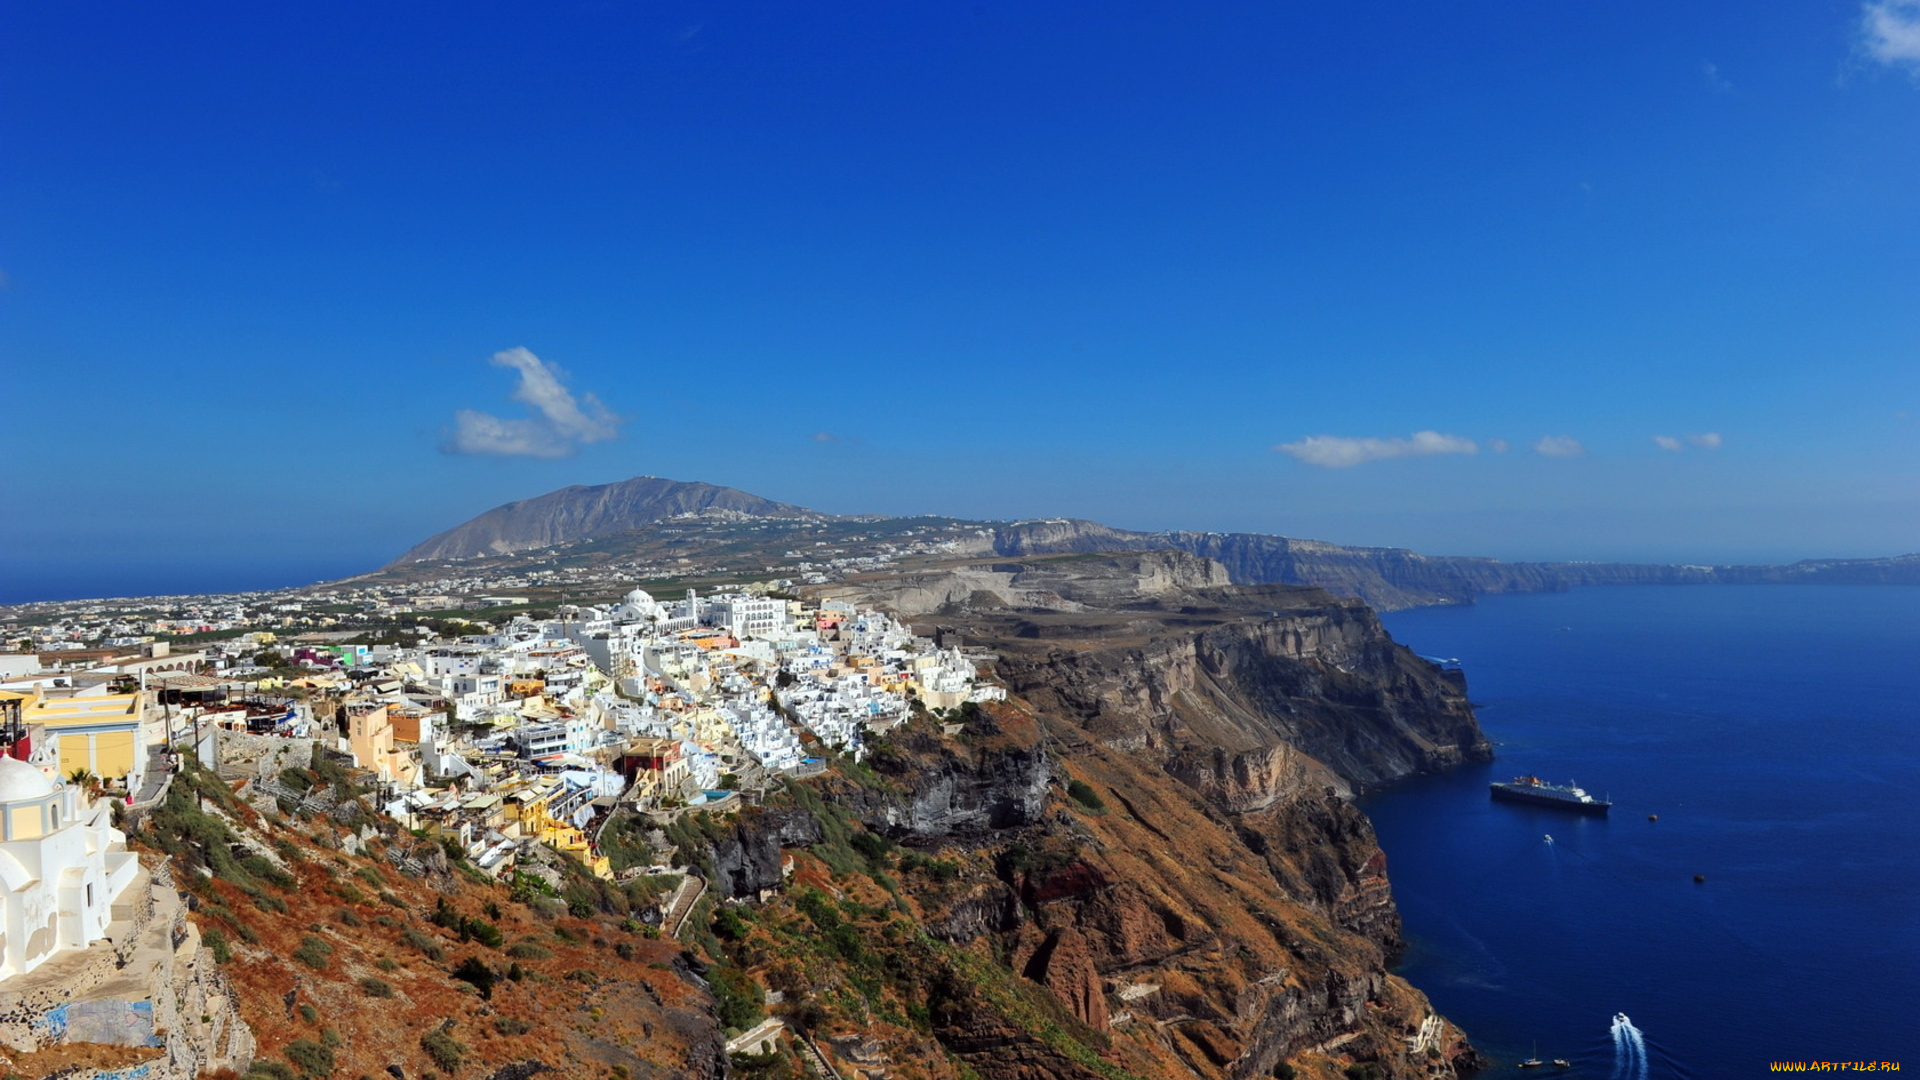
[689,692,1478,1080]
[826,552,1488,792]
[661,553,1489,1080]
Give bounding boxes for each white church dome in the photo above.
[0,757,57,804]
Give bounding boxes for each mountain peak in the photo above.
[388,477,823,565]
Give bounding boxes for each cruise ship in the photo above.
[1489,775,1611,814]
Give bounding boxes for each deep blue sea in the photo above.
[1365,586,1920,1077]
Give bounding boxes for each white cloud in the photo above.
[444,347,623,458]
[1653,432,1724,452]
[1532,435,1586,457]
[1488,438,1510,454]
[1702,61,1733,92]
[1275,430,1478,468]
[1864,0,1920,69]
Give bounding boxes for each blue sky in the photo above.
[4,1,1919,599]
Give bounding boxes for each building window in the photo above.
[86,883,93,908]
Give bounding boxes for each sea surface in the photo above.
[1364,585,1920,1076]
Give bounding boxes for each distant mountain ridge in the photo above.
[388,476,1920,607]
[389,476,823,564]
[988,518,1920,608]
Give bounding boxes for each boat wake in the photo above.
[1611,1013,1649,1080]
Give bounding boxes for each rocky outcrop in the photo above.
[709,808,822,899]
[1020,927,1109,1029]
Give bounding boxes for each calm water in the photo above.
[1365,586,1920,1076]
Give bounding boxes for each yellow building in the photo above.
[501,777,610,878]
[10,690,145,794]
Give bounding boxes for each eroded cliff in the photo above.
[673,553,1492,1080]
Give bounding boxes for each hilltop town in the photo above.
[2,575,1005,884]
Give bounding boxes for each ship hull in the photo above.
[1490,784,1610,814]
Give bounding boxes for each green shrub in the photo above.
[421,1028,465,1073]
[452,956,496,999]
[241,855,296,889]
[245,1061,298,1080]
[504,941,551,960]
[712,906,749,941]
[283,1037,334,1077]
[360,977,393,998]
[202,927,232,963]
[710,964,764,1031]
[464,918,504,948]
[1066,779,1106,811]
[493,1016,532,1035]
[297,1004,318,1024]
[293,935,333,971]
[402,927,445,961]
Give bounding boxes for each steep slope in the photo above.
[678,692,1478,1080]
[130,753,724,1080]
[390,476,825,564]
[671,553,1491,1080]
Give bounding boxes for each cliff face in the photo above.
[389,476,822,564]
[714,554,1489,1080]
[990,593,1487,792]
[710,692,1477,1080]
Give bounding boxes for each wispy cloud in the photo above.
[1532,435,1586,457]
[1862,0,1920,70]
[1701,61,1733,92]
[811,431,841,443]
[1275,431,1478,468]
[1488,438,1510,454]
[1653,432,1723,451]
[444,347,623,458]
